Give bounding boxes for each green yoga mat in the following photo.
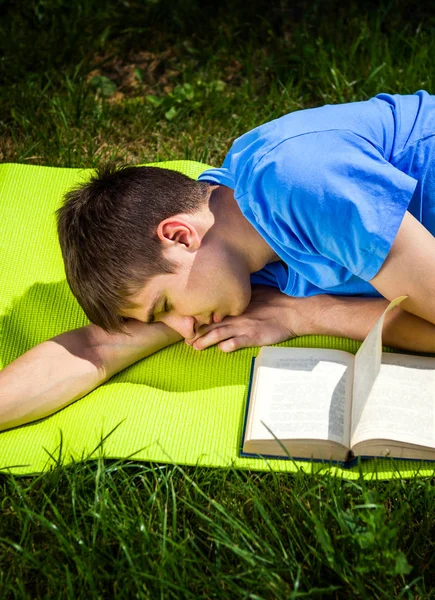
[1,161,434,480]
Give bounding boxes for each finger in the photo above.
[218,335,252,353]
[184,323,221,345]
[188,321,233,346]
[192,325,236,350]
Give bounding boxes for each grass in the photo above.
[2,0,435,596]
[2,0,435,168]
[2,455,435,598]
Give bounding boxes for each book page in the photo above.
[351,296,407,442]
[351,353,435,449]
[247,347,354,447]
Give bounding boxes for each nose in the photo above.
[161,314,197,340]
[194,314,213,327]
[160,313,213,339]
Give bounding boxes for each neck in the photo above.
[208,185,280,272]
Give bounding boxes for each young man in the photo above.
[2,89,435,431]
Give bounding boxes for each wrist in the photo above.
[285,295,328,337]
[294,294,389,340]
[84,320,182,379]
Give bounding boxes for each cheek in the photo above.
[199,264,250,310]
[157,314,174,330]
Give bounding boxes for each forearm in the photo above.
[0,320,181,432]
[85,320,182,379]
[296,295,435,353]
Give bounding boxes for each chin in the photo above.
[235,289,251,316]
[243,285,252,308]
[221,285,251,319]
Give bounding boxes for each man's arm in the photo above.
[305,294,435,352]
[0,320,182,432]
[188,286,435,353]
[370,211,435,325]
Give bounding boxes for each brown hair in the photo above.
[56,165,210,334]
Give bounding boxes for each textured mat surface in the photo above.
[0,162,434,479]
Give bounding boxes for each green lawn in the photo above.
[2,0,435,596]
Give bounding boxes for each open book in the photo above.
[242,297,435,464]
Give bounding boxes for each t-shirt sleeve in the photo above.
[250,261,288,289]
[249,130,418,281]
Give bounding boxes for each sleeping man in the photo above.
[2,90,435,431]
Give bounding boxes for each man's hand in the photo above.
[186,274,435,356]
[186,285,303,352]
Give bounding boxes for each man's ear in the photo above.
[156,216,201,251]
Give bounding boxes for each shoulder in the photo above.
[251,129,383,194]
[204,99,393,196]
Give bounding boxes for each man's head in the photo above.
[56,165,256,338]
[57,165,212,334]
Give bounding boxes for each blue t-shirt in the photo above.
[198,91,435,297]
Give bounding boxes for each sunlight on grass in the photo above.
[1,448,432,597]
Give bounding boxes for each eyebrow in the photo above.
[144,292,161,324]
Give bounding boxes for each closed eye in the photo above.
[150,299,170,323]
